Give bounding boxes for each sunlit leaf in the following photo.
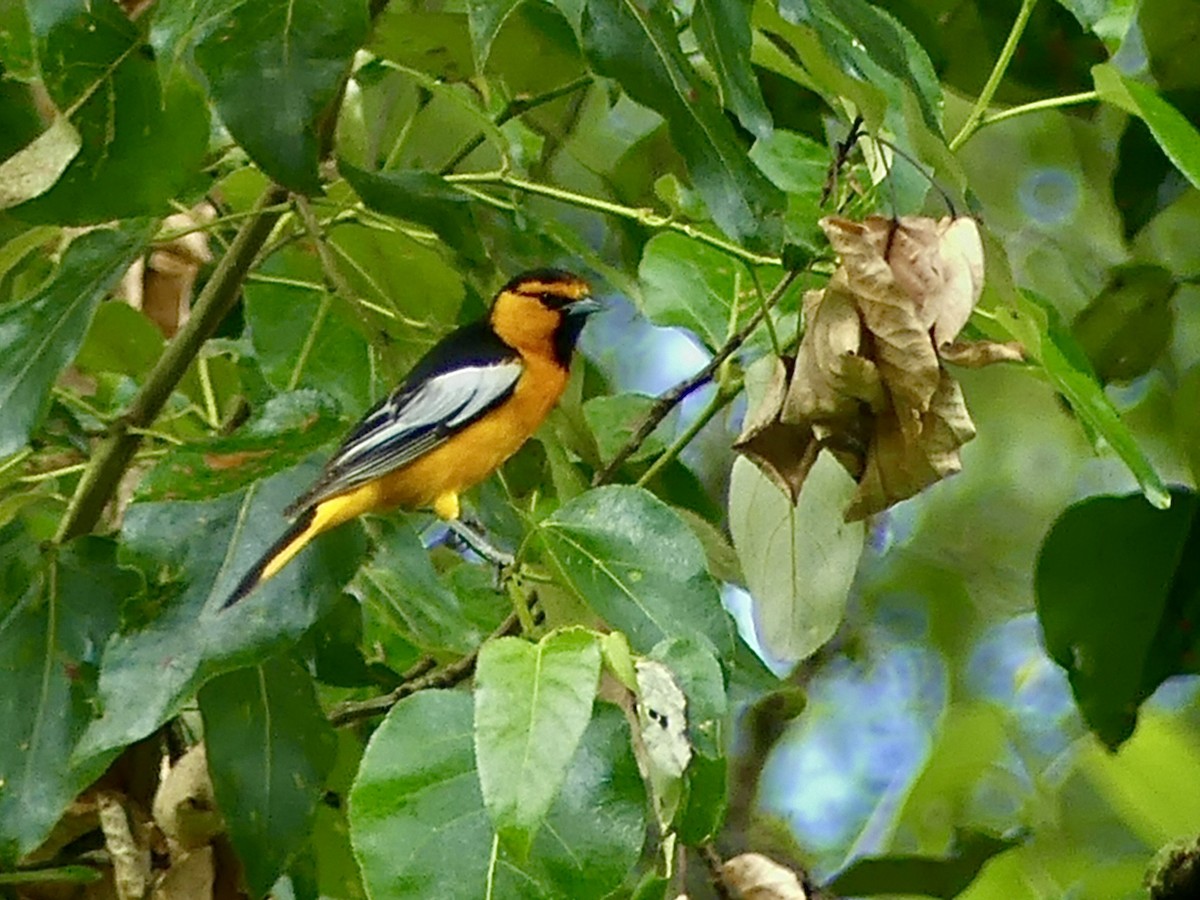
[692,0,772,139]
[538,486,735,658]
[474,629,601,854]
[350,691,644,899]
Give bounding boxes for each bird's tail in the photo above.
[220,506,318,610]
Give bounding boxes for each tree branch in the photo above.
[55,185,290,542]
[328,610,523,726]
[593,268,801,485]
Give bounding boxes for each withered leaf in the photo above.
[721,852,808,899]
[846,370,976,521]
[939,339,1025,367]
[734,356,819,502]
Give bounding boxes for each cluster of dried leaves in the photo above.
[737,215,1022,520]
[17,745,230,900]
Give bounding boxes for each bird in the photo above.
[221,268,599,609]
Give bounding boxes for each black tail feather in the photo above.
[220,507,316,610]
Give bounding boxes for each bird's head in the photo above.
[490,268,601,362]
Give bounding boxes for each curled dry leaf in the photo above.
[97,791,152,900]
[736,213,1011,520]
[733,355,819,502]
[721,852,807,900]
[152,744,223,851]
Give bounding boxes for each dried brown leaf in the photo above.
[721,852,808,899]
[939,339,1025,367]
[152,745,223,852]
[734,356,819,502]
[97,792,151,900]
[151,846,214,900]
[846,370,976,521]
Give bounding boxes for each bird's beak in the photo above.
[566,297,603,318]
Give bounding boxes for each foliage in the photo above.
[1,0,1199,897]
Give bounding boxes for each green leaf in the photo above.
[579,0,784,248]
[341,164,489,265]
[135,391,345,502]
[474,628,601,854]
[153,0,369,193]
[583,392,673,465]
[1093,63,1200,192]
[352,519,505,655]
[980,292,1171,510]
[245,245,373,415]
[777,0,942,133]
[350,691,644,899]
[0,534,134,864]
[729,453,864,666]
[748,128,828,254]
[638,232,744,350]
[1036,488,1200,749]
[538,485,735,657]
[468,0,523,68]
[1071,263,1177,383]
[200,656,338,898]
[828,828,1024,898]
[692,0,772,139]
[74,462,366,766]
[0,223,151,457]
[17,0,208,223]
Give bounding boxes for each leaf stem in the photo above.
[445,171,783,268]
[594,269,800,484]
[949,0,1040,152]
[635,382,734,488]
[438,74,593,175]
[979,90,1099,128]
[55,185,290,542]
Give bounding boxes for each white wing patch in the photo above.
[330,360,524,472]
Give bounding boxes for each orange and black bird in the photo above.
[221,268,598,609]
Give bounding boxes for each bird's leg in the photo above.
[446,518,516,569]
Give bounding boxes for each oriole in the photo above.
[222,268,598,608]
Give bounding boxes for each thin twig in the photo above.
[328,610,523,726]
[438,75,593,175]
[593,269,801,485]
[949,0,1040,152]
[700,843,734,900]
[445,171,783,268]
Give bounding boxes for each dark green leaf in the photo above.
[73,462,365,766]
[777,0,942,132]
[200,656,337,898]
[0,534,135,864]
[350,691,644,899]
[153,0,369,193]
[135,391,345,502]
[245,246,373,414]
[1093,63,1200,191]
[1036,488,1200,749]
[748,128,828,254]
[340,164,489,265]
[474,629,601,855]
[828,829,1024,898]
[17,0,207,223]
[1071,263,1177,383]
[0,223,151,457]
[692,0,772,139]
[1139,0,1200,90]
[538,486,735,658]
[352,518,506,655]
[0,866,102,885]
[580,0,784,248]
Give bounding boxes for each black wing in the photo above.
[285,322,522,515]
